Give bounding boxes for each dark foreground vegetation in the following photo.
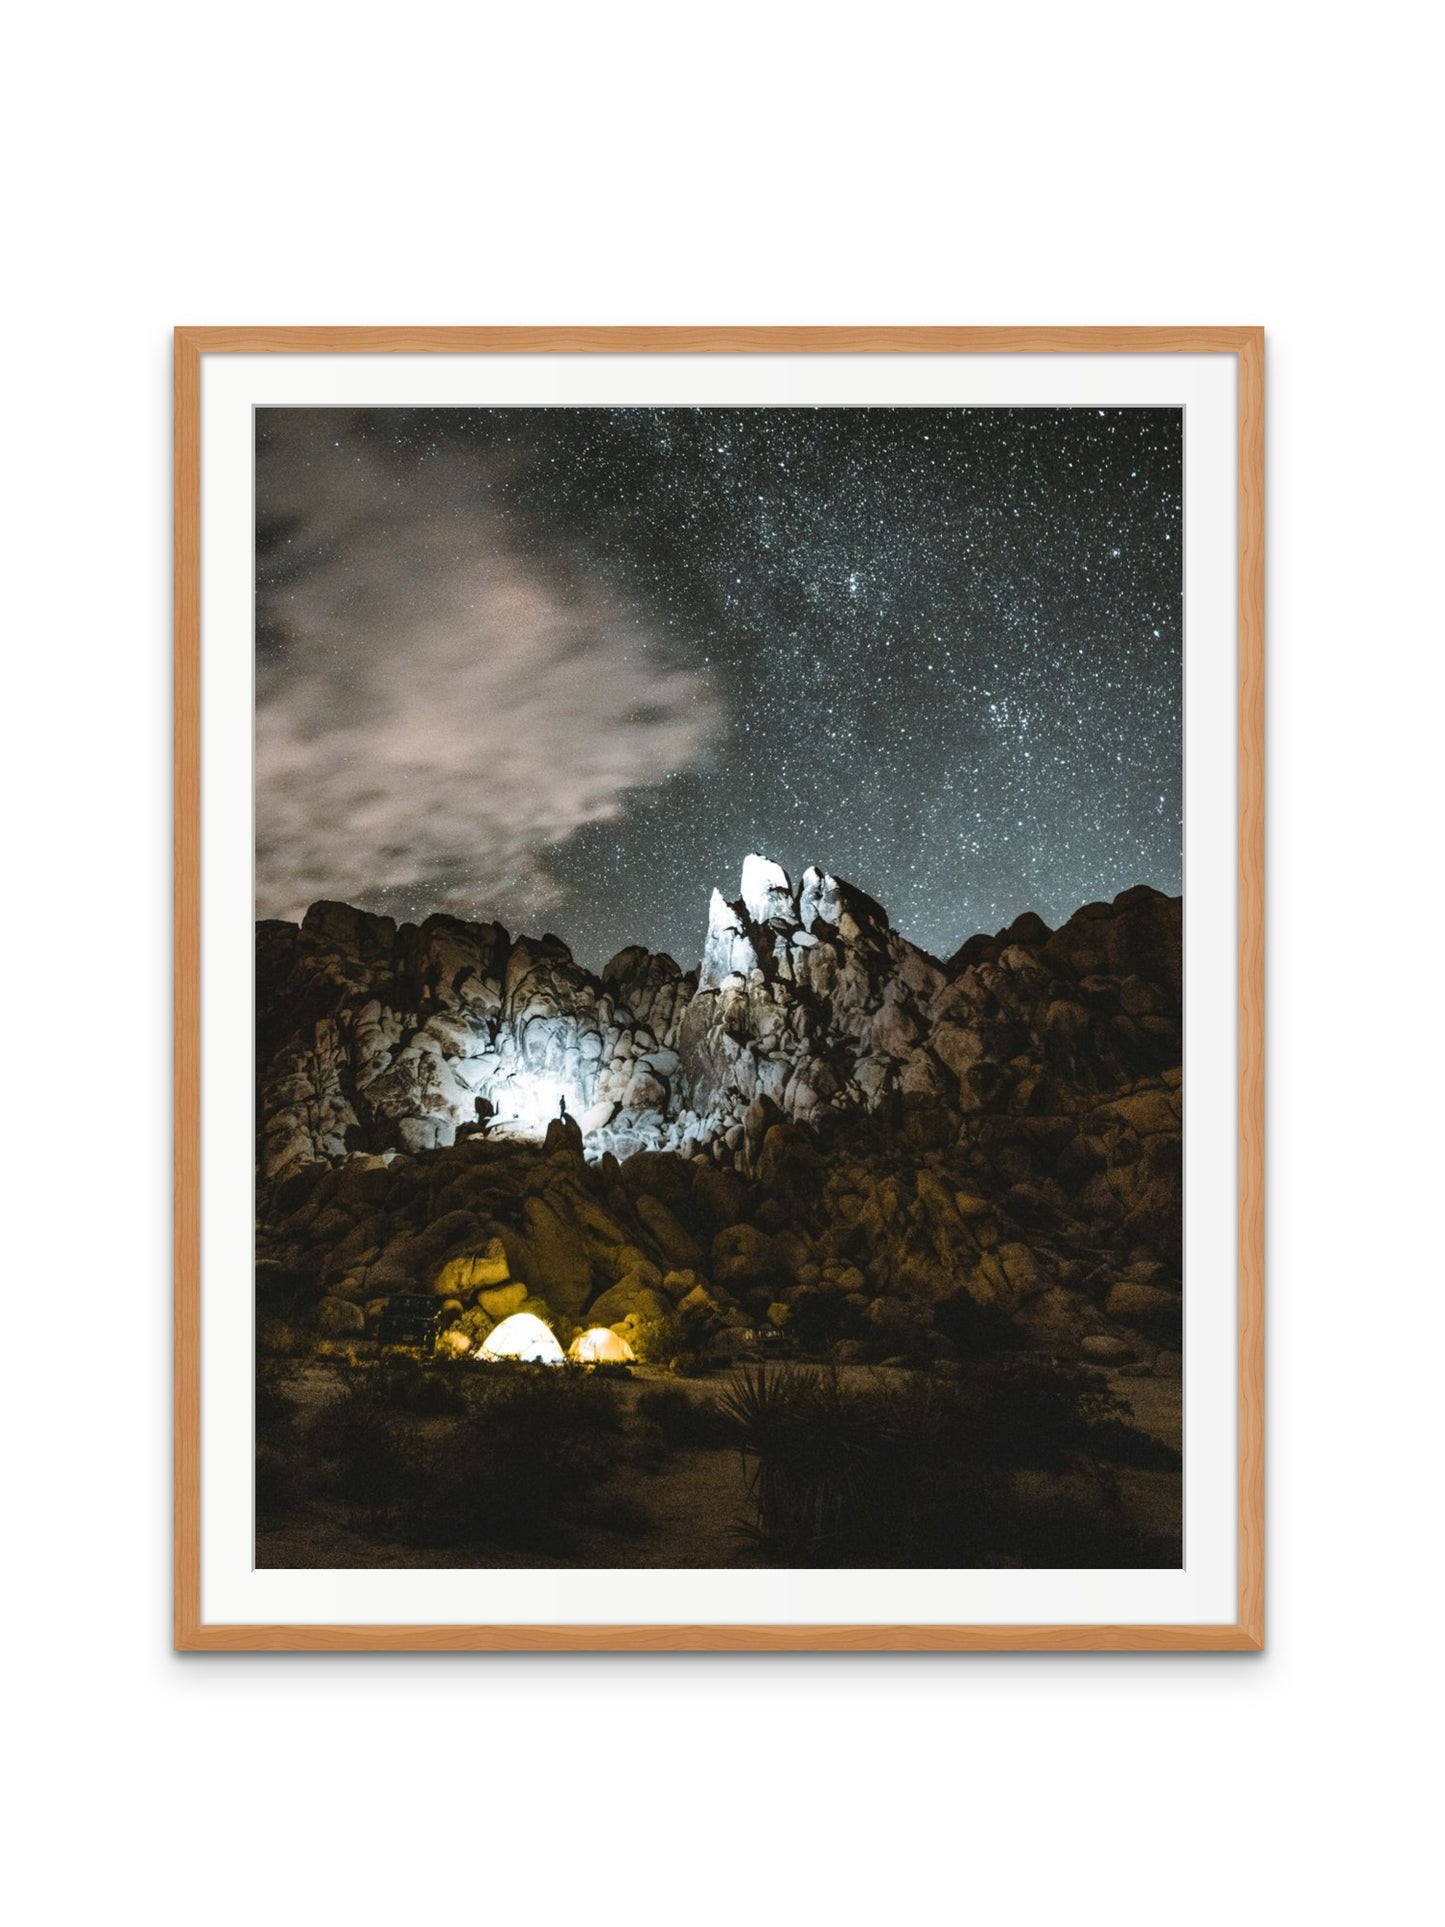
[719,1358,1177,1567]
[259,1356,635,1553]
[256,1349,1179,1569]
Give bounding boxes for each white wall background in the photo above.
[3,4,1438,1923]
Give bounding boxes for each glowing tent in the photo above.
[478,1312,565,1365]
[568,1326,636,1364]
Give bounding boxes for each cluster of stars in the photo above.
[257,405,1181,968]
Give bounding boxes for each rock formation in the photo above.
[256,858,1182,1369]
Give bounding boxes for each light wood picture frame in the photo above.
[175,326,1263,1651]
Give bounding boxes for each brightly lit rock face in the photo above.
[699,889,760,990]
[257,865,1182,1184]
[740,853,796,929]
[257,903,694,1177]
[255,854,982,1177]
[674,856,947,1145]
[797,864,840,933]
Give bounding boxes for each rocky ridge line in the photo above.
[259,854,1179,1181]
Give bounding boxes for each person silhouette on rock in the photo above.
[558,1095,570,1122]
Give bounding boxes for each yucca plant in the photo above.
[717,1362,1027,1567]
[717,1365,883,1564]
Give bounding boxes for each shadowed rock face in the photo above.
[256,859,1182,1363]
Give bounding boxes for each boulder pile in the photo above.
[256,859,1182,1368]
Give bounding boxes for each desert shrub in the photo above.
[716,1365,934,1564]
[308,1377,409,1519]
[453,1306,495,1349]
[962,1354,1124,1469]
[393,1371,625,1550]
[716,1358,1165,1568]
[301,1363,625,1546]
[962,1352,1177,1471]
[636,1385,732,1451]
[625,1313,679,1363]
[256,1318,310,1359]
[314,1339,367,1365]
[371,1354,467,1417]
[662,1301,725,1375]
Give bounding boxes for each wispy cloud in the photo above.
[255,413,722,929]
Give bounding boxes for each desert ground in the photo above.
[256,1353,1181,1571]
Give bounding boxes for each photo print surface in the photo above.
[254,405,1184,1572]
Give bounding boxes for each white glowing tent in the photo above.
[478,1312,565,1365]
[568,1327,636,1364]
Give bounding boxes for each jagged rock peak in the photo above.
[256,870,1182,1183]
[740,852,797,929]
[699,887,761,989]
[707,885,741,934]
[798,863,839,933]
[700,855,888,985]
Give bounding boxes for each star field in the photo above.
[256,405,1181,970]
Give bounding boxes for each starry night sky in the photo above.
[256,406,1181,971]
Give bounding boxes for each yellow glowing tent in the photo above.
[568,1326,636,1363]
[478,1312,565,1365]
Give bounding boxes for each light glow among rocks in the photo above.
[484,1070,575,1140]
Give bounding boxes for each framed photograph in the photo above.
[175,327,1263,1651]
